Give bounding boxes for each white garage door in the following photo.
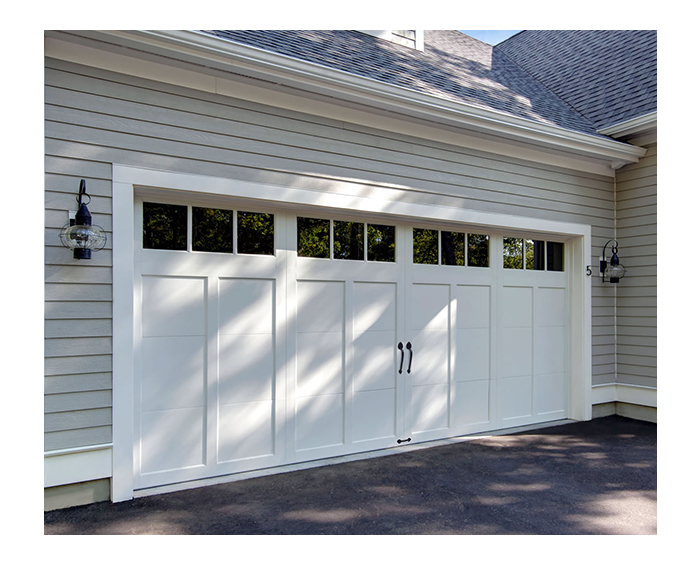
[133,197,568,490]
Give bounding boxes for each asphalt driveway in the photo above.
[44,416,656,535]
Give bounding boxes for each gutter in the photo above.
[47,30,646,169]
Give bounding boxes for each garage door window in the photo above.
[192,207,233,253]
[237,211,274,255]
[413,229,489,267]
[334,220,364,260]
[367,224,395,262]
[143,202,188,250]
[504,237,564,271]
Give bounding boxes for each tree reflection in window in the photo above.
[143,202,187,250]
[468,234,489,267]
[440,231,465,266]
[238,211,274,255]
[367,224,395,262]
[297,217,330,258]
[503,237,524,269]
[413,228,438,264]
[525,239,545,270]
[193,207,233,253]
[334,220,364,260]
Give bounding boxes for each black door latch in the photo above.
[397,437,412,444]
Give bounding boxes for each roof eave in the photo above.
[48,29,648,168]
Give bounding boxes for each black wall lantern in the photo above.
[587,240,626,283]
[59,180,107,260]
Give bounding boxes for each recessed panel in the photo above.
[410,329,449,386]
[218,401,274,461]
[142,276,206,337]
[500,376,532,420]
[452,380,490,427]
[501,286,532,328]
[535,287,567,328]
[296,332,344,397]
[353,282,396,333]
[456,285,490,329]
[218,334,274,404]
[353,330,396,392]
[141,336,205,412]
[141,408,205,474]
[352,389,396,442]
[534,373,566,416]
[455,328,490,382]
[534,327,567,375]
[499,327,532,378]
[411,284,449,330]
[219,279,274,335]
[297,281,344,333]
[295,394,344,451]
[411,384,449,433]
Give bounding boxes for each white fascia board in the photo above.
[49,30,646,169]
[598,112,658,139]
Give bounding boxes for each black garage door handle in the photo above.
[406,342,413,374]
[397,342,404,374]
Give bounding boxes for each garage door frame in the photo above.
[112,164,592,503]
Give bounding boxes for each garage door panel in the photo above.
[453,380,490,427]
[141,407,206,474]
[353,330,396,392]
[296,332,344,397]
[352,389,396,442]
[218,334,274,404]
[411,284,449,330]
[297,280,344,333]
[535,287,567,327]
[218,401,274,462]
[219,278,274,335]
[500,327,533,378]
[455,328,490,381]
[534,327,567,375]
[500,375,532,420]
[142,276,206,337]
[410,329,449,386]
[141,336,206,412]
[502,286,533,328]
[412,384,449,433]
[353,282,396,333]
[295,394,344,451]
[456,285,490,329]
[534,373,566,416]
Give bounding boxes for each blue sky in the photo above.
[460,30,521,45]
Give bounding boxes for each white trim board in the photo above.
[592,383,657,408]
[45,445,112,488]
[111,164,593,502]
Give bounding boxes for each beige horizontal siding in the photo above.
[615,143,657,388]
[44,56,618,450]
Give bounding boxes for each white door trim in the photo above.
[112,164,592,502]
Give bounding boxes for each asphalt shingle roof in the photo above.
[495,30,657,130]
[203,30,605,137]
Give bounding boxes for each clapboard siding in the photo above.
[44,57,618,451]
[615,144,657,388]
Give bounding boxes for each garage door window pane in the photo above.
[503,237,524,269]
[143,202,187,250]
[297,217,330,258]
[468,234,489,267]
[367,224,395,262]
[547,242,564,271]
[334,220,364,260]
[192,207,233,253]
[526,239,545,270]
[440,231,465,266]
[413,228,438,264]
[238,211,274,255]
